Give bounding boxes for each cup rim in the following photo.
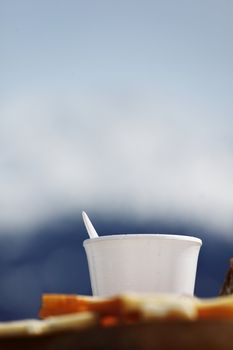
[83,234,202,246]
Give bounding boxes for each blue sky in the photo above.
[2,0,233,93]
[0,0,233,235]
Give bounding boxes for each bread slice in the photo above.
[0,312,97,337]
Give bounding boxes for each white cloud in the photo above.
[0,88,232,235]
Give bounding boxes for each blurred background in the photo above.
[0,0,233,321]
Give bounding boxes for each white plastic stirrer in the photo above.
[82,211,99,239]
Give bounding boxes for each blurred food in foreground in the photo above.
[39,292,233,328]
[2,292,233,338]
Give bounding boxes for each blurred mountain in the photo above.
[0,216,232,321]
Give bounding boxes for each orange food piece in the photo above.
[39,294,122,319]
[100,316,120,327]
[197,295,233,320]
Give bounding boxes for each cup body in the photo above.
[83,234,202,296]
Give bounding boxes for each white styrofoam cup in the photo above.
[83,234,202,296]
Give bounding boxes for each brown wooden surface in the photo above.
[1,320,233,350]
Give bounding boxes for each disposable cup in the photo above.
[83,234,202,296]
